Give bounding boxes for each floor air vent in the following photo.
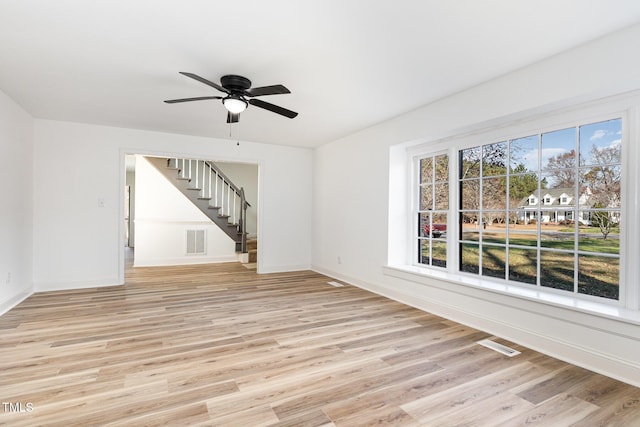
[477,339,521,357]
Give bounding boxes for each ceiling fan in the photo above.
[164,72,298,123]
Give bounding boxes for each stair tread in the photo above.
[187,187,202,191]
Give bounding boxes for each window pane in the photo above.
[580,165,621,209]
[435,154,448,182]
[483,212,506,244]
[578,212,620,254]
[510,135,538,173]
[482,245,506,279]
[460,146,481,179]
[482,177,506,210]
[418,239,430,265]
[420,157,433,184]
[418,212,431,238]
[432,212,447,238]
[508,247,537,285]
[578,254,619,300]
[542,127,576,171]
[541,218,574,249]
[541,170,575,193]
[483,141,507,176]
[461,179,480,210]
[509,173,538,210]
[432,241,447,268]
[461,212,480,241]
[420,184,433,210]
[540,250,574,292]
[434,183,449,210]
[579,119,622,167]
[511,190,539,231]
[460,243,479,274]
[508,216,537,247]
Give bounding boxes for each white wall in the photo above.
[134,155,237,266]
[215,161,259,238]
[0,90,34,314]
[32,120,313,291]
[312,24,640,386]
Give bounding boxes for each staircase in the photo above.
[145,156,250,255]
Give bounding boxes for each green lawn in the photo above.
[422,226,620,299]
[456,243,619,300]
[478,233,619,255]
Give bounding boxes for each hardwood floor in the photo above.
[1,262,639,426]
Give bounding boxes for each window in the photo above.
[458,118,622,300]
[416,153,448,268]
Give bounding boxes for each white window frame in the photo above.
[403,93,640,312]
[413,149,451,269]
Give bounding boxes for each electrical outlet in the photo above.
[6,272,11,284]
[337,256,342,264]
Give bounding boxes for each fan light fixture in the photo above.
[165,72,298,124]
[223,95,248,114]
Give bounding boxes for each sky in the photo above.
[510,118,621,172]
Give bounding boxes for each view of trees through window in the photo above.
[417,154,448,268]
[457,118,622,299]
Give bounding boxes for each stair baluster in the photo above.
[233,192,237,225]
[195,159,199,191]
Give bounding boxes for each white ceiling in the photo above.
[1,1,639,148]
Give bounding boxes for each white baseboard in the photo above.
[34,278,122,292]
[0,288,33,316]
[258,264,310,274]
[133,255,238,267]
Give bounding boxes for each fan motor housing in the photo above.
[221,75,251,92]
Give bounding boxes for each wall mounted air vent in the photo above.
[186,229,206,255]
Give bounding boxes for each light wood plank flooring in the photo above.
[1,262,639,426]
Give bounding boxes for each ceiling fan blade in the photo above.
[248,98,298,118]
[227,112,240,123]
[245,84,291,97]
[179,72,228,94]
[164,96,223,104]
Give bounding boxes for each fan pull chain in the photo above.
[229,122,240,146]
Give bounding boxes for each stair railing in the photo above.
[168,158,250,252]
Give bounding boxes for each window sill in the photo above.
[383,264,640,327]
